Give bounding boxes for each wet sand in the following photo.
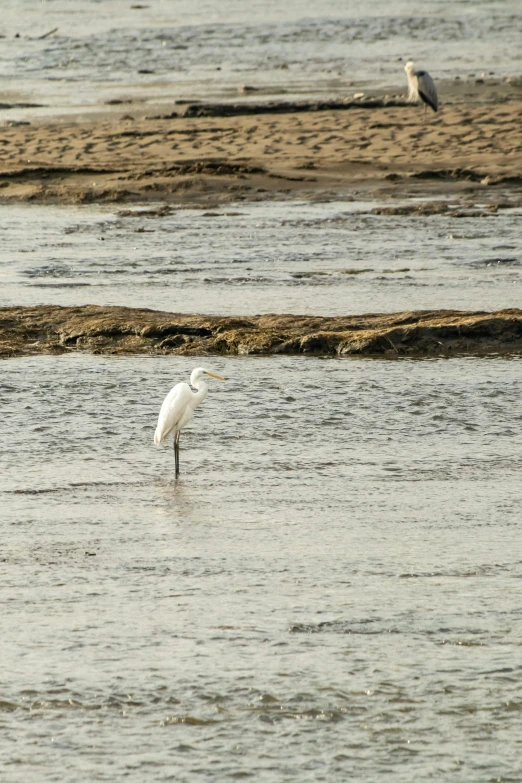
[0,79,521,206]
[2,305,522,358]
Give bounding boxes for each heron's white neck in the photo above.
[404,63,419,102]
[191,377,209,403]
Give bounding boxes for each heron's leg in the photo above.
[174,431,180,479]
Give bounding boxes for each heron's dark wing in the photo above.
[417,71,438,112]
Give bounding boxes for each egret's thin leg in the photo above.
[174,431,180,479]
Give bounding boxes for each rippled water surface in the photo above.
[2,353,522,781]
[1,0,521,114]
[2,200,522,314]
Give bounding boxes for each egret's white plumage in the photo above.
[404,60,438,113]
[154,367,226,477]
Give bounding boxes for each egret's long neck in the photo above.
[191,378,209,403]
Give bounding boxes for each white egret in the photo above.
[404,60,438,117]
[154,367,226,478]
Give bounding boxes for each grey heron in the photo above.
[404,60,438,117]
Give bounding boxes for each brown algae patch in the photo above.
[2,305,522,359]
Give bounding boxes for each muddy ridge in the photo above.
[2,305,522,359]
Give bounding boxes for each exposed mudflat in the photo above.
[1,83,521,206]
[2,305,522,359]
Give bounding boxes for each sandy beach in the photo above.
[1,79,521,207]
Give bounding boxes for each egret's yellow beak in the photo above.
[205,372,226,380]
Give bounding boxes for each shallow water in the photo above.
[2,353,522,781]
[2,200,521,315]
[1,0,521,115]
